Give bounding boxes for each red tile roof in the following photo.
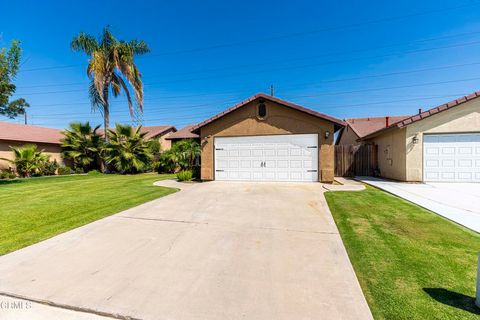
[0,121,63,144]
[192,93,346,132]
[345,116,411,138]
[165,124,199,140]
[360,91,480,140]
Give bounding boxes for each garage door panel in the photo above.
[423,133,480,182]
[215,134,318,182]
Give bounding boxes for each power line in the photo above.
[18,29,480,88]
[17,2,480,74]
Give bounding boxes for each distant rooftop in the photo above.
[345,116,410,138]
[166,124,199,140]
[0,121,63,144]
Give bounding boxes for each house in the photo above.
[191,93,345,183]
[0,122,65,169]
[99,125,177,150]
[336,116,410,145]
[360,91,480,182]
[165,124,199,145]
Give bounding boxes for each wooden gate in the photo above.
[334,144,378,177]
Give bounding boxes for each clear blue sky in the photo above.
[2,0,480,129]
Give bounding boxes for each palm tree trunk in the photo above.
[103,86,110,142]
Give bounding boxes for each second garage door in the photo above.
[214,134,318,182]
[423,133,480,182]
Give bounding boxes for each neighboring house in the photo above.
[165,124,200,145]
[191,93,345,183]
[336,116,410,145]
[360,91,480,182]
[100,125,177,150]
[0,122,65,170]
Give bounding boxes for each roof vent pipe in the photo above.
[386,116,390,128]
[419,108,422,114]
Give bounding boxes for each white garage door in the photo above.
[214,134,318,182]
[423,133,480,182]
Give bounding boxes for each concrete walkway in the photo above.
[0,180,372,320]
[359,177,480,233]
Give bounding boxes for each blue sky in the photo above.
[2,0,480,129]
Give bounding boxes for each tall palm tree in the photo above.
[70,26,150,141]
[61,122,103,171]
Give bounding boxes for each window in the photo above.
[257,102,267,119]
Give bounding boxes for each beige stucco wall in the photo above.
[337,126,361,145]
[158,130,174,151]
[405,98,480,181]
[198,100,336,182]
[0,140,64,170]
[365,128,407,181]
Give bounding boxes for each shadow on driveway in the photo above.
[423,288,480,315]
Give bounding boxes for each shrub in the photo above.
[87,169,101,175]
[176,170,193,182]
[75,167,85,174]
[40,160,59,176]
[157,150,177,173]
[0,144,49,177]
[57,166,72,175]
[0,170,16,180]
[61,122,103,172]
[170,139,201,171]
[103,124,153,174]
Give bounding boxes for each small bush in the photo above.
[41,160,59,176]
[0,170,16,180]
[87,169,101,175]
[177,170,193,182]
[58,166,72,175]
[75,167,85,174]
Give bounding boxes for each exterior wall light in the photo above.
[325,131,330,140]
[412,134,419,144]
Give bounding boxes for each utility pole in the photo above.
[270,85,275,97]
[24,112,27,125]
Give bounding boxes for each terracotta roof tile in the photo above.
[344,116,411,138]
[165,124,199,140]
[360,90,480,138]
[192,93,345,132]
[0,121,63,144]
[98,125,176,139]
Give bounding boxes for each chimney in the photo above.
[386,116,390,128]
[418,108,422,115]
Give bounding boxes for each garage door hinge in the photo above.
[307,146,317,148]
[307,170,318,172]
[215,148,224,150]
[216,170,225,172]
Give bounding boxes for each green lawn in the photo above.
[0,173,176,256]
[325,185,480,320]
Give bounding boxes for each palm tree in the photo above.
[103,124,153,174]
[0,144,49,177]
[171,139,201,171]
[61,122,103,171]
[70,26,150,141]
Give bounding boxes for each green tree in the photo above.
[171,139,201,171]
[0,144,49,177]
[61,122,103,171]
[103,124,153,174]
[70,27,150,141]
[0,40,29,118]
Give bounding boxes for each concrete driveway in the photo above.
[359,177,480,233]
[0,180,372,320]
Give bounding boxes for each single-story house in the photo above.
[165,124,199,145]
[359,91,480,182]
[0,122,65,170]
[336,116,410,145]
[191,93,345,183]
[98,125,177,150]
